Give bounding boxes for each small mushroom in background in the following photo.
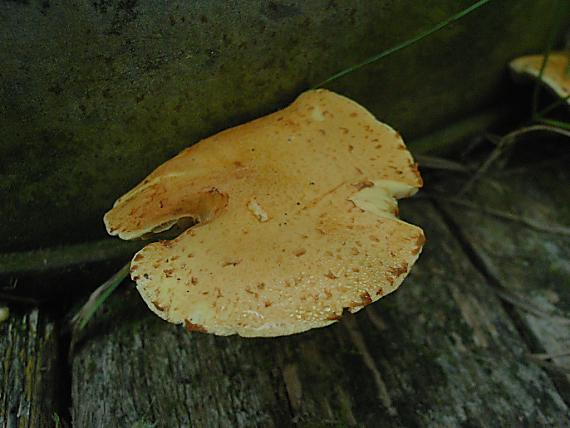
[104,89,425,337]
[0,306,9,323]
[509,51,570,105]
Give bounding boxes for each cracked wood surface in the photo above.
[0,308,61,427]
[440,156,570,401]
[70,199,569,427]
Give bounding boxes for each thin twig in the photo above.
[483,133,502,146]
[432,195,570,237]
[529,351,570,361]
[526,354,570,375]
[459,125,570,195]
[498,152,570,175]
[414,154,470,173]
[491,287,570,325]
[314,0,492,88]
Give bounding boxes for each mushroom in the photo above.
[509,51,570,105]
[104,89,425,337]
[0,306,9,323]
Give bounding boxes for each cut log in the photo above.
[71,199,569,426]
[0,308,62,427]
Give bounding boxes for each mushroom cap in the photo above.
[509,51,570,105]
[104,89,425,337]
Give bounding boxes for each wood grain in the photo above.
[70,200,569,426]
[0,308,62,428]
[440,156,570,402]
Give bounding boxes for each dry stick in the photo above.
[458,125,570,195]
[526,355,570,375]
[413,154,470,173]
[432,195,570,237]
[498,151,570,176]
[427,195,570,324]
[483,133,502,146]
[492,287,570,326]
[529,351,570,361]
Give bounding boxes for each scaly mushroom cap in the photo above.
[510,51,570,105]
[104,89,425,337]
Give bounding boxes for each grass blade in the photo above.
[71,262,130,333]
[314,0,493,88]
[531,0,566,118]
[536,94,570,118]
[537,118,570,130]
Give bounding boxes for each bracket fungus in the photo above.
[510,51,570,105]
[104,89,425,337]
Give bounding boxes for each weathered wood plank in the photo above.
[272,200,569,426]
[0,307,62,428]
[70,294,292,427]
[439,155,570,400]
[71,199,569,426]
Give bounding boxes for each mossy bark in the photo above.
[0,309,62,427]
[1,0,567,251]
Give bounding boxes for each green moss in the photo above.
[1,0,567,251]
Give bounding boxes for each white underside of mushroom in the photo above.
[350,179,418,220]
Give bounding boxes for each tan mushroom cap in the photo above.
[104,89,425,337]
[510,51,570,104]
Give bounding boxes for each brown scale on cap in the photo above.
[354,291,373,308]
[411,233,426,256]
[152,300,166,312]
[104,89,425,337]
[184,320,207,333]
